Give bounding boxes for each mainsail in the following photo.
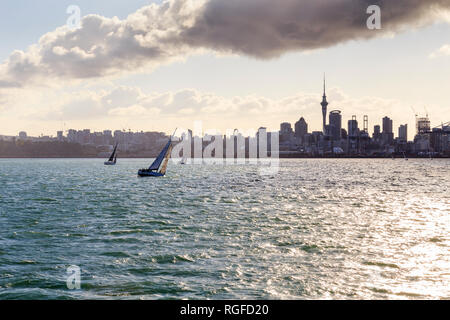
[148,140,172,171]
[108,144,118,162]
[159,144,173,175]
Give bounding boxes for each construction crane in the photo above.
[432,121,450,130]
[410,106,418,119]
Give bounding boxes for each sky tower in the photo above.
[321,75,329,134]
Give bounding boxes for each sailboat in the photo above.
[104,143,118,165]
[403,151,408,161]
[138,131,175,177]
[180,156,187,165]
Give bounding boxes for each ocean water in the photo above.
[0,158,448,300]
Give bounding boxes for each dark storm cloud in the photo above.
[1,0,449,86]
[183,0,450,58]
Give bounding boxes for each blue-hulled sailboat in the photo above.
[138,132,174,177]
[104,143,118,165]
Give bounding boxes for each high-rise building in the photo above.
[374,125,381,136]
[373,125,381,142]
[280,122,293,135]
[348,118,359,137]
[399,124,408,142]
[320,75,329,135]
[382,116,394,145]
[329,110,342,141]
[417,116,431,134]
[382,117,393,134]
[295,117,308,142]
[280,122,294,147]
[348,116,359,153]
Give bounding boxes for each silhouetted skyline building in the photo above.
[280,122,293,135]
[329,110,342,141]
[279,122,294,146]
[295,117,308,142]
[374,125,381,136]
[399,124,408,142]
[417,116,431,134]
[383,117,393,134]
[348,118,359,137]
[373,125,381,143]
[382,116,394,145]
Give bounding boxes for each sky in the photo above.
[0,0,450,137]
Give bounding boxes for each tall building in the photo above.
[348,118,359,137]
[320,75,329,135]
[348,116,359,153]
[329,110,342,141]
[417,116,431,134]
[280,122,293,135]
[382,117,393,134]
[382,116,394,145]
[374,125,381,136]
[399,124,408,142]
[373,125,381,142]
[294,117,308,142]
[279,122,294,147]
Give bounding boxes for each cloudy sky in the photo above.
[1,0,450,137]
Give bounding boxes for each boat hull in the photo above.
[104,161,116,165]
[138,170,164,177]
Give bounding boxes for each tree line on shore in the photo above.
[0,139,164,158]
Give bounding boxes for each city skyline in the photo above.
[6,102,448,159]
[0,1,450,137]
[5,105,419,142]
[1,77,446,140]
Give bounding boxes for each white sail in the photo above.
[159,144,173,175]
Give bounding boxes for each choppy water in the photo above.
[0,158,449,300]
